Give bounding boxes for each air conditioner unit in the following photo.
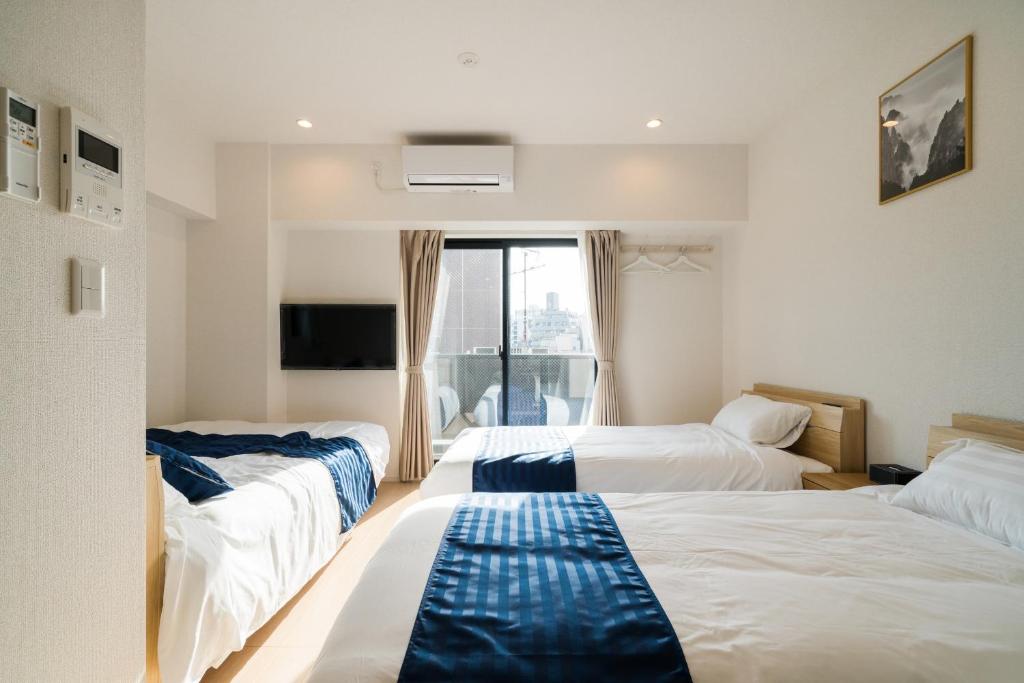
[402,145,514,193]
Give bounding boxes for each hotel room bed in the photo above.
[310,415,1024,683]
[421,423,834,496]
[151,420,389,683]
[420,384,866,497]
[311,490,1024,683]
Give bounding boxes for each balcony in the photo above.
[428,352,595,450]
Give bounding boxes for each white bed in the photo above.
[421,384,866,497]
[421,423,834,497]
[310,487,1024,682]
[155,420,388,683]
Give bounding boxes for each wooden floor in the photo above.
[202,482,421,683]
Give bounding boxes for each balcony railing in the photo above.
[429,352,595,439]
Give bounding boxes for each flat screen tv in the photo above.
[280,304,397,370]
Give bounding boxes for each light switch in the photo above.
[71,257,105,318]
[81,260,102,290]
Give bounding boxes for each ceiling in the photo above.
[147,0,897,145]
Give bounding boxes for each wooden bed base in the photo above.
[146,455,165,682]
[744,383,866,473]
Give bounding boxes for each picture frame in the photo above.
[879,35,973,204]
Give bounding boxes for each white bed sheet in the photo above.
[310,489,1024,682]
[157,420,389,683]
[420,423,831,497]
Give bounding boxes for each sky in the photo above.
[508,247,587,314]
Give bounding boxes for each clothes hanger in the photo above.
[621,247,672,274]
[663,247,709,274]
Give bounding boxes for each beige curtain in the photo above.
[398,230,445,481]
[581,230,621,426]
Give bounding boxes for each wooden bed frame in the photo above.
[926,414,1024,468]
[743,384,866,473]
[146,455,165,682]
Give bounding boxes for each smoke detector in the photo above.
[457,52,479,67]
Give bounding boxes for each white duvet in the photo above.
[157,420,389,683]
[420,423,831,497]
[310,488,1024,682]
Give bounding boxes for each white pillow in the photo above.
[711,394,812,448]
[891,439,1024,550]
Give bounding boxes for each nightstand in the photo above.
[802,472,874,491]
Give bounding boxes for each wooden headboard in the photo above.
[742,383,866,473]
[926,414,1024,468]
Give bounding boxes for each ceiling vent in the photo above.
[402,145,514,193]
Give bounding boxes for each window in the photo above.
[425,239,595,456]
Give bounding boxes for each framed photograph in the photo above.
[879,35,972,204]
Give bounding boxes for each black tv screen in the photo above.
[280,304,397,370]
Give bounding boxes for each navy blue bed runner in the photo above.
[398,492,691,683]
[473,427,576,492]
[145,429,376,532]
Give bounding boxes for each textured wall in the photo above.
[724,1,1024,467]
[0,0,146,679]
[147,203,188,426]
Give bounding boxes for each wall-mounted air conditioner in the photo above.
[401,145,514,193]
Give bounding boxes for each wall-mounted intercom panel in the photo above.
[0,87,41,203]
[60,106,124,227]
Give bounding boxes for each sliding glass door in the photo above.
[426,239,595,456]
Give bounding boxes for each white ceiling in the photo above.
[147,0,896,145]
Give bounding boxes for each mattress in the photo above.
[420,423,831,497]
[310,488,1024,682]
[157,420,389,683]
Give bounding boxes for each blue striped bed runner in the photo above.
[145,429,376,533]
[398,492,691,683]
[473,427,576,492]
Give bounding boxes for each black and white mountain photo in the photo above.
[880,37,971,203]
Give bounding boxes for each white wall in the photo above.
[187,143,744,473]
[145,50,216,219]
[724,1,1024,467]
[187,144,273,421]
[268,144,744,447]
[272,144,747,222]
[283,230,402,479]
[281,226,723,481]
[147,203,188,426]
[0,2,146,679]
[266,219,288,421]
[619,234,723,425]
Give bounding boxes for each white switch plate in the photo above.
[71,257,105,317]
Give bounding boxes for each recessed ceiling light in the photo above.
[646,118,663,129]
[296,118,313,128]
[458,52,479,67]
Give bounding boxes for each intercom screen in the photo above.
[78,129,119,173]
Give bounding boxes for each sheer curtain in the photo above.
[579,230,621,426]
[398,230,444,481]
[424,268,452,446]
